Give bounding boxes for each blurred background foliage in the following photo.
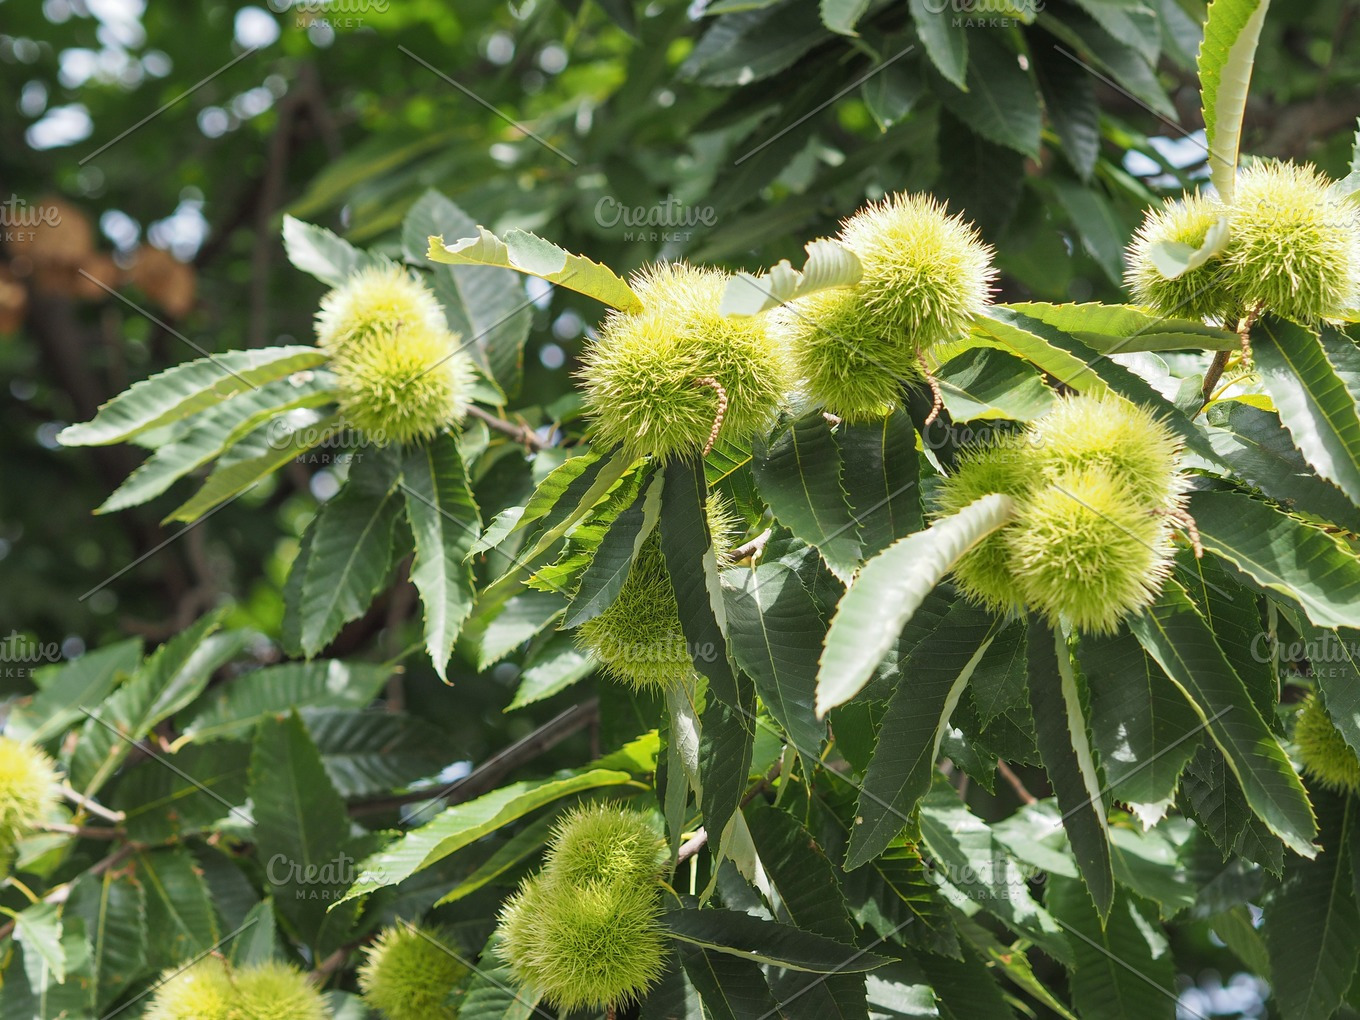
[0,0,1357,1010]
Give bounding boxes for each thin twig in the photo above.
[676,828,708,864]
[35,822,124,840]
[466,405,548,451]
[61,783,126,823]
[727,528,772,564]
[997,761,1038,805]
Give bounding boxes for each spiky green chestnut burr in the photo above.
[839,192,997,346]
[1225,161,1360,323]
[776,193,995,420]
[937,434,1031,615]
[315,265,448,360]
[576,496,737,691]
[772,288,905,422]
[579,262,791,460]
[0,736,58,859]
[144,958,235,1020]
[358,924,467,1020]
[1294,695,1360,795]
[543,803,666,886]
[332,320,475,446]
[1008,467,1174,634]
[232,960,331,1020]
[1125,192,1237,322]
[497,875,667,1013]
[1026,392,1183,509]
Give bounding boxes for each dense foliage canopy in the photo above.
[7,0,1360,1017]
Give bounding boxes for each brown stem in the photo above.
[35,822,124,840]
[676,828,708,864]
[1201,349,1231,403]
[997,761,1038,805]
[465,405,548,451]
[692,376,728,457]
[727,528,772,564]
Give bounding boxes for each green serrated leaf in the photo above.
[282,215,386,286]
[720,239,861,316]
[340,769,633,902]
[1048,878,1175,1019]
[179,659,392,744]
[1198,0,1271,200]
[817,494,1015,716]
[135,847,219,969]
[1128,582,1317,857]
[665,908,889,973]
[428,226,641,312]
[97,371,337,513]
[1264,792,1360,1020]
[296,451,404,657]
[1028,619,1114,920]
[1253,318,1360,507]
[564,471,663,628]
[71,614,236,795]
[166,411,343,523]
[846,603,997,870]
[725,561,827,765]
[58,346,327,448]
[249,712,360,955]
[1189,490,1360,629]
[402,436,481,679]
[755,412,862,583]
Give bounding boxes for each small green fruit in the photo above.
[1008,467,1173,634]
[315,265,448,360]
[937,434,1031,615]
[579,262,791,461]
[1125,192,1237,322]
[358,923,467,1020]
[1225,161,1360,322]
[0,736,58,858]
[839,192,997,346]
[776,193,995,420]
[332,320,476,446]
[772,288,905,422]
[1026,392,1183,508]
[1294,695,1360,795]
[543,803,665,886]
[497,875,668,1013]
[576,496,736,691]
[233,960,331,1020]
[144,958,235,1020]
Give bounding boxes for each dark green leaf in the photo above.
[1028,617,1113,920]
[754,412,862,583]
[664,908,889,973]
[402,435,481,679]
[1129,582,1317,857]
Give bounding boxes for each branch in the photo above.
[997,760,1038,805]
[348,699,599,816]
[61,783,126,823]
[466,405,549,451]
